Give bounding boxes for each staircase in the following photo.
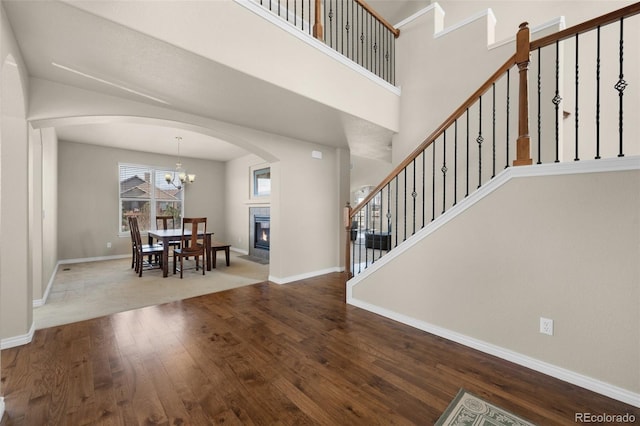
[340,1,640,408]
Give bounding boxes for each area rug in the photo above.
[435,389,537,426]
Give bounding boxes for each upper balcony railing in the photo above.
[346,2,640,277]
[255,0,400,84]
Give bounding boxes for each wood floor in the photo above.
[1,272,638,425]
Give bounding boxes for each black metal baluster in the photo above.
[351,0,355,60]
[364,203,369,269]
[454,119,458,206]
[537,48,542,164]
[506,69,510,168]
[553,41,561,162]
[466,108,470,197]
[367,13,371,71]
[351,230,355,275]
[596,25,601,159]
[403,167,407,241]
[379,188,384,259]
[615,17,627,157]
[358,5,362,65]
[345,0,349,58]
[422,150,426,228]
[574,33,580,161]
[432,139,436,221]
[412,159,416,235]
[442,129,447,214]
[356,210,361,273]
[328,0,333,47]
[492,83,496,177]
[391,32,395,85]
[340,0,344,54]
[394,176,398,248]
[477,96,483,188]
[351,210,356,274]
[386,182,391,249]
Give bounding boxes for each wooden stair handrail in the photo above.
[353,0,400,38]
[313,0,400,40]
[351,53,517,216]
[531,2,640,50]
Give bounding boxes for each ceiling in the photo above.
[3,0,417,162]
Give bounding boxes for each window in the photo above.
[119,163,183,235]
[253,167,271,197]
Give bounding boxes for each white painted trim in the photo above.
[0,321,35,350]
[490,16,566,50]
[347,156,640,407]
[395,3,443,30]
[234,0,401,95]
[269,266,342,284]
[33,262,60,307]
[58,254,130,265]
[347,297,640,408]
[434,8,497,40]
[0,397,4,422]
[231,247,250,255]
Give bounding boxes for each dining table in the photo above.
[148,228,214,277]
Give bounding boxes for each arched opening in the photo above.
[1,52,28,417]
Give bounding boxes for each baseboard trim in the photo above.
[33,262,60,307]
[0,321,35,350]
[58,254,130,265]
[231,247,249,255]
[269,266,342,285]
[347,296,640,408]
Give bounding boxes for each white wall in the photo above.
[1,1,31,348]
[29,125,43,302]
[350,166,640,401]
[41,127,58,301]
[57,140,226,260]
[66,0,400,133]
[224,134,348,283]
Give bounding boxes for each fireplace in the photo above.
[254,216,270,250]
[249,207,270,262]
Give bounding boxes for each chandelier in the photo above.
[165,136,196,189]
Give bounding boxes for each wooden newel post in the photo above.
[344,202,352,278]
[514,22,533,166]
[313,0,323,40]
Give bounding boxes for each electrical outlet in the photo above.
[540,317,554,336]
[107,242,112,248]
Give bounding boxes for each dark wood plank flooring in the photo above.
[2,272,638,425]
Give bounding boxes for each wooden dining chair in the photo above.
[156,215,181,249]
[130,216,164,277]
[127,216,138,269]
[173,217,207,278]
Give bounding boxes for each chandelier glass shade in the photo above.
[165,136,195,189]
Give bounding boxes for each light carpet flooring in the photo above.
[34,251,269,330]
